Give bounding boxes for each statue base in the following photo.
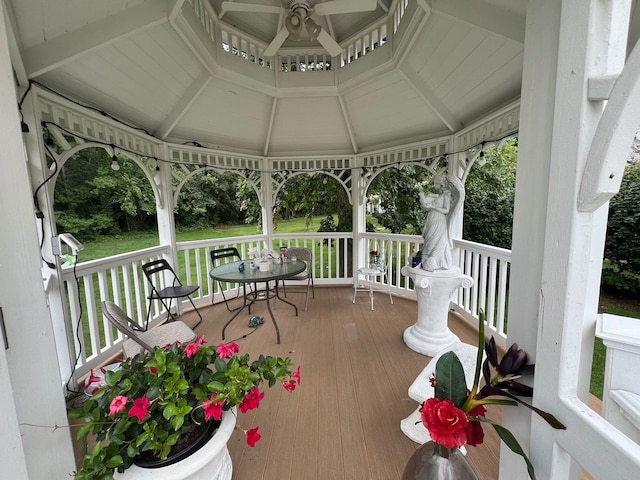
[401,266,473,356]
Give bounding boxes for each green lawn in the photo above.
[79,216,332,262]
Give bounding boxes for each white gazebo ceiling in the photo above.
[9,0,535,156]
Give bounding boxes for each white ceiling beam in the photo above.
[377,0,389,14]
[2,0,27,86]
[399,63,462,132]
[397,1,431,67]
[156,70,211,139]
[170,0,187,21]
[263,97,278,156]
[338,95,359,154]
[23,1,170,78]
[430,0,525,43]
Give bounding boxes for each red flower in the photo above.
[202,395,225,421]
[128,396,151,422]
[292,366,301,385]
[216,342,239,359]
[245,427,261,447]
[195,336,206,345]
[420,398,469,449]
[185,343,199,358]
[464,405,487,446]
[149,366,158,375]
[239,387,264,413]
[109,395,128,416]
[283,380,297,391]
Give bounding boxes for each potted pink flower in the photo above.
[68,337,299,480]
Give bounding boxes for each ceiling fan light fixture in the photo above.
[285,12,304,35]
[305,18,321,40]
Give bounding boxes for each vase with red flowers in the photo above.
[68,337,300,480]
[403,312,566,480]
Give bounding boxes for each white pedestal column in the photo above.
[401,266,473,356]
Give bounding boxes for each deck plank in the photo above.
[192,286,500,480]
[71,286,602,479]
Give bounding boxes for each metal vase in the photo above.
[403,441,479,480]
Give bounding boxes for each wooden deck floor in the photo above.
[182,286,502,480]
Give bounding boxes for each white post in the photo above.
[261,160,273,251]
[0,2,76,477]
[352,161,367,280]
[508,0,634,478]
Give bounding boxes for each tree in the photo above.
[462,139,517,249]
[602,162,640,293]
[54,149,156,239]
[175,170,246,228]
[370,165,428,234]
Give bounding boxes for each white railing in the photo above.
[220,27,272,69]
[61,246,172,378]
[279,53,334,72]
[340,17,389,67]
[453,239,511,345]
[187,0,409,71]
[60,233,510,383]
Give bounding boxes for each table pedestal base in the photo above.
[401,266,473,356]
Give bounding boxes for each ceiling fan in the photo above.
[220,1,377,57]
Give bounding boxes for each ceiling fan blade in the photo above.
[263,26,290,57]
[221,2,284,14]
[316,28,343,57]
[314,0,377,16]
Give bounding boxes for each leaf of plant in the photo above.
[435,351,468,407]
[480,386,566,430]
[77,422,93,439]
[172,415,185,431]
[104,455,123,468]
[477,416,536,480]
[493,423,536,480]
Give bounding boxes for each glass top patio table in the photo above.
[209,259,306,344]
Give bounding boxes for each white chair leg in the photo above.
[369,278,374,310]
[386,274,393,305]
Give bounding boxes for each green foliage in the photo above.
[463,138,517,249]
[69,340,297,479]
[369,166,427,234]
[175,170,248,228]
[318,214,337,232]
[603,162,640,293]
[55,149,158,238]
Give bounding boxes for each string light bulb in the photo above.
[110,154,121,171]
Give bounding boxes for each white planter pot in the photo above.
[114,407,236,480]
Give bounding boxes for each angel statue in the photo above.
[418,174,464,271]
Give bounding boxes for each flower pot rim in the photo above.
[114,407,237,478]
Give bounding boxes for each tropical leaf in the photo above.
[477,416,536,480]
[478,386,566,430]
[435,351,468,407]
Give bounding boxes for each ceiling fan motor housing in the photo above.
[287,1,311,16]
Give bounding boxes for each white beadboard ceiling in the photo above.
[6,0,541,156]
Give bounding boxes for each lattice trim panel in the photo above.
[270,156,354,204]
[454,102,520,152]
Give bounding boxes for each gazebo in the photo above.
[2,0,640,478]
